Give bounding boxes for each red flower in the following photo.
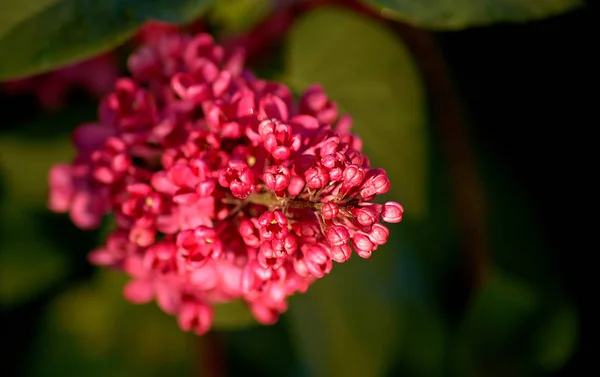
[48,32,404,334]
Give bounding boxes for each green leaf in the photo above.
[286,255,402,377]
[0,0,213,81]
[0,204,68,307]
[393,299,446,377]
[533,304,578,371]
[0,136,73,206]
[221,322,298,377]
[477,153,562,291]
[285,6,428,217]
[209,0,272,34]
[212,299,258,330]
[462,272,538,344]
[287,236,444,377]
[453,271,539,377]
[284,7,428,377]
[0,107,95,307]
[24,269,195,377]
[447,128,578,376]
[366,0,584,30]
[0,104,95,207]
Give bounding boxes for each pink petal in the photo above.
[155,280,181,315]
[48,164,74,212]
[72,123,115,150]
[123,279,155,304]
[259,94,288,121]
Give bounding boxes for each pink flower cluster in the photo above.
[48,32,403,334]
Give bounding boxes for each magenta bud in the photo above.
[382,201,404,223]
[321,202,339,219]
[342,164,365,187]
[352,232,375,258]
[325,225,350,247]
[305,166,329,189]
[352,207,378,227]
[304,244,333,278]
[263,165,291,193]
[287,175,305,196]
[329,244,352,263]
[368,223,389,245]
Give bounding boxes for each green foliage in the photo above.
[24,269,195,377]
[452,272,538,377]
[0,202,68,307]
[286,6,428,217]
[287,255,401,377]
[469,142,579,375]
[284,7,430,377]
[463,272,539,345]
[533,304,578,371]
[213,299,259,330]
[0,136,73,207]
[0,0,214,80]
[0,108,86,307]
[209,0,272,33]
[366,0,584,29]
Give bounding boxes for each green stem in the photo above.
[245,191,284,208]
[245,191,324,211]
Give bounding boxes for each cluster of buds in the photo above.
[48,32,403,334]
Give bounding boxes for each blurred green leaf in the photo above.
[0,204,68,307]
[286,6,428,217]
[0,107,92,307]
[0,136,73,206]
[476,140,577,371]
[209,0,272,33]
[454,271,539,377]
[25,269,194,377]
[366,0,584,30]
[213,299,258,329]
[222,322,298,377]
[287,255,401,377]
[446,131,578,376]
[284,7,428,377]
[478,154,562,292]
[533,304,578,371]
[287,240,445,377]
[0,0,213,80]
[462,271,537,344]
[394,299,446,377]
[0,103,96,206]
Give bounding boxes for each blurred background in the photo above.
[0,0,592,376]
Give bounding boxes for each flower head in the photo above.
[48,32,403,334]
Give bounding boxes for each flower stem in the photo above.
[245,191,324,211]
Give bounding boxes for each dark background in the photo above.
[438,5,593,375]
